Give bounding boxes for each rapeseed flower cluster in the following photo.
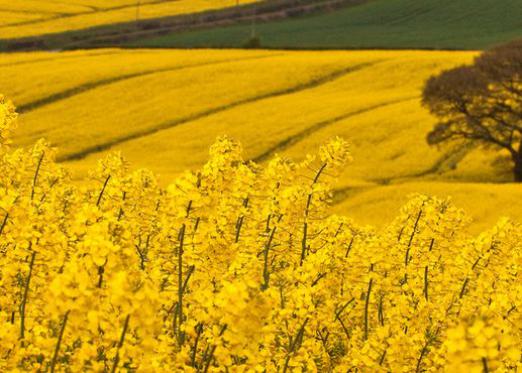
[0,97,520,372]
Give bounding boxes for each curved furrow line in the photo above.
[18,53,284,113]
[252,96,418,163]
[0,50,122,68]
[1,0,182,28]
[367,143,473,185]
[331,143,474,206]
[407,143,474,178]
[330,184,375,206]
[58,60,382,162]
[42,0,100,12]
[18,72,155,113]
[0,8,66,16]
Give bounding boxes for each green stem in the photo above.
[202,324,227,373]
[235,197,249,243]
[96,174,111,206]
[300,163,327,265]
[262,225,277,290]
[482,357,489,373]
[191,323,203,367]
[20,251,36,340]
[405,209,423,266]
[379,349,387,366]
[177,224,186,346]
[415,341,429,373]
[459,278,469,299]
[31,151,44,201]
[378,295,385,326]
[364,277,373,340]
[282,318,309,373]
[50,311,70,373]
[0,213,8,236]
[424,266,429,301]
[345,237,354,258]
[300,221,308,266]
[111,314,130,373]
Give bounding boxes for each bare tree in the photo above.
[422,39,522,181]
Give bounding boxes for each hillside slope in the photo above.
[0,0,259,41]
[3,48,521,232]
[137,0,522,49]
[0,0,360,51]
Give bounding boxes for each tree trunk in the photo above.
[514,139,522,182]
[513,153,522,182]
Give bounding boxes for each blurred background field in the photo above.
[2,0,521,51]
[0,0,259,39]
[135,0,522,50]
[2,47,520,232]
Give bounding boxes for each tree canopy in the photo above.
[423,39,522,181]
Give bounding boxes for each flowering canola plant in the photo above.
[0,95,520,372]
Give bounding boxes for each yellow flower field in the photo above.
[5,48,521,231]
[0,0,258,39]
[5,49,473,170]
[0,96,521,371]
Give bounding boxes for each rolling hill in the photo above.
[3,48,521,232]
[0,0,356,51]
[0,0,259,41]
[136,0,522,50]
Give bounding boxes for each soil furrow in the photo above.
[18,52,283,113]
[58,60,379,162]
[252,97,416,163]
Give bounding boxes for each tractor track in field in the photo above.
[406,143,473,178]
[0,50,123,68]
[1,0,183,29]
[331,143,474,206]
[366,142,473,185]
[57,60,380,162]
[0,8,66,16]
[17,52,284,114]
[251,96,417,163]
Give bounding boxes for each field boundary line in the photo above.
[1,0,369,51]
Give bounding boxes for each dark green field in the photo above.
[133,0,522,50]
